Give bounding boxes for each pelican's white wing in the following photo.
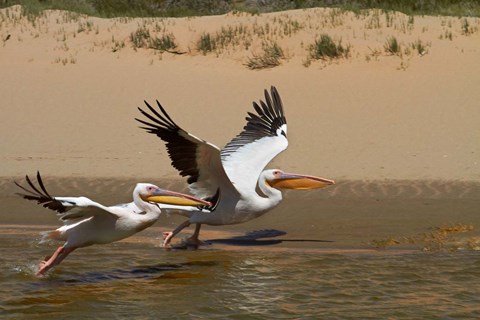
[15,172,119,224]
[220,86,288,195]
[136,101,239,201]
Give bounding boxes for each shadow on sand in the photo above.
[204,229,334,247]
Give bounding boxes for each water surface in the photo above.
[1,178,479,319]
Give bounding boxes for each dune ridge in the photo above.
[1,5,479,181]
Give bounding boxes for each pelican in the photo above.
[15,172,211,276]
[136,86,335,247]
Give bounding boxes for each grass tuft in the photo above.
[245,41,284,70]
[384,36,401,55]
[130,26,150,49]
[149,33,178,52]
[307,34,350,60]
[411,39,430,55]
[197,32,216,55]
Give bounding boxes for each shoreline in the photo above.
[4,176,480,199]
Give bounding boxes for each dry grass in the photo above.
[245,41,284,69]
[369,223,476,251]
[1,5,479,69]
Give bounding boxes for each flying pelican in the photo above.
[136,86,335,247]
[15,172,211,276]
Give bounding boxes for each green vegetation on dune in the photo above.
[1,0,480,17]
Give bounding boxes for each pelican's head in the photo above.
[264,169,335,190]
[136,183,212,206]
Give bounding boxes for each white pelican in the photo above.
[15,172,211,276]
[136,86,335,247]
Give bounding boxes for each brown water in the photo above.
[1,178,480,319]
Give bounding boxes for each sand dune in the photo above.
[1,5,479,182]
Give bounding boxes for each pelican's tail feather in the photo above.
[40,229,63,242]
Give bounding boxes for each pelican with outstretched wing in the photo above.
[136,86,334,247]
[15,172,211,276]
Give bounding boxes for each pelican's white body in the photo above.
[181,170,285,226]
[43,185,162,249]
[47,200,160,247]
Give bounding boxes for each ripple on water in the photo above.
[1,186,480,320]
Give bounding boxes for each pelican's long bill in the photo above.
[268,172,335,190]
[142,188,212,207]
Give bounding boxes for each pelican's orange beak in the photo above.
[143,188,211,206]
[268,172,335,190]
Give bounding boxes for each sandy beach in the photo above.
[0,5,479,183]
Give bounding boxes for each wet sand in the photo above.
[3,177,480,251]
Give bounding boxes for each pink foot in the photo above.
[36,260,48,277]
[162,231,173,247]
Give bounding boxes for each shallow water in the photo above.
[1,178,480,319]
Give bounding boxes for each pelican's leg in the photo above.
[36,246,76,277]
[162,220,191,247]
[37,246,63,276]
[186,223,204,246]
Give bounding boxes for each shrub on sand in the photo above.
[308,34,350,60]
[384,36,401,55]
[246,41,284,70]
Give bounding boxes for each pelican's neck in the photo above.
[255,173,283,210]
[133,191,162,219]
